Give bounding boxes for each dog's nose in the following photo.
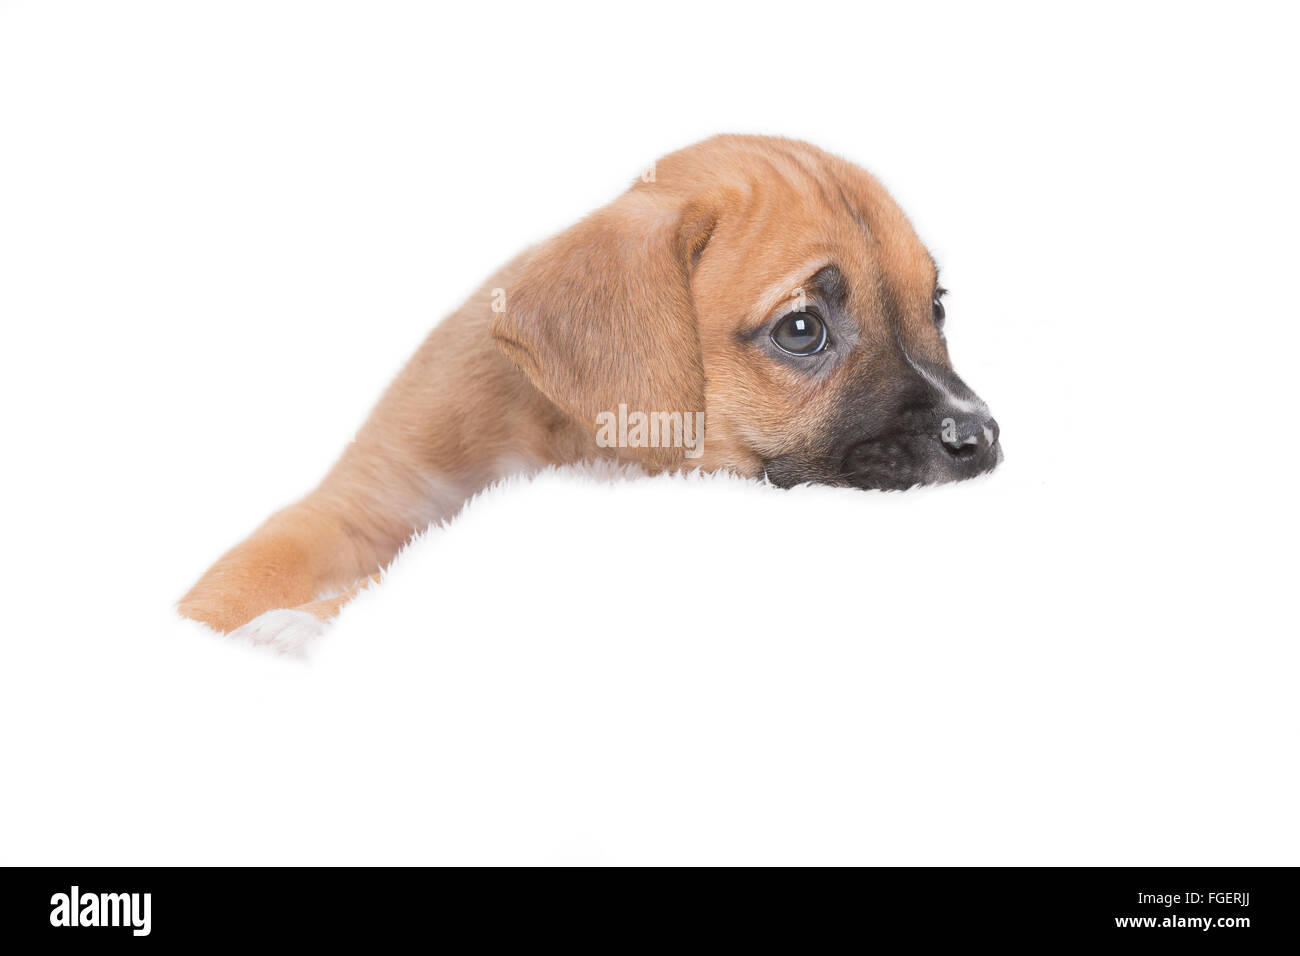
[941,414,999,460]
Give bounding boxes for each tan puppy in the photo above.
[179,135,1001,643]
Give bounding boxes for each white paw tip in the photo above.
[230,608,327,655]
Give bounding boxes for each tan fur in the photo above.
[179,135,946,633]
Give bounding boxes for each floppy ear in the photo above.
[490,187,712,462]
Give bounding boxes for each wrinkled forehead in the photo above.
[687,142,937,338]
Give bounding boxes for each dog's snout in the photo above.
[941,413,1000,461]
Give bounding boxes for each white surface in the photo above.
[0,1,1296,865]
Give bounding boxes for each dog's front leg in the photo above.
[176,506,347,634]
[177,434,506,645]
[178,269,592,645]
[178,422,514,642]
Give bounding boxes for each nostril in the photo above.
[948,442,979,461]
[985,418,1000,446]
[940,414,998,460]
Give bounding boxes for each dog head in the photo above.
[492,135,1001,489]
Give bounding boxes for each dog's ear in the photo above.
[491,187,713,462]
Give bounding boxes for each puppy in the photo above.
[179,135,1001,642]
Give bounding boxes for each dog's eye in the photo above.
[771,312,827,355]
[932,296,946,329]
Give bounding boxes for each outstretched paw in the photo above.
[229,608,327,656]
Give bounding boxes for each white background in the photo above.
[1,1,1297,864]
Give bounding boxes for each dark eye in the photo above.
[932,294,946,329]
[771,312,827,355]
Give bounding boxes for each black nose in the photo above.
[941,414,999,460]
